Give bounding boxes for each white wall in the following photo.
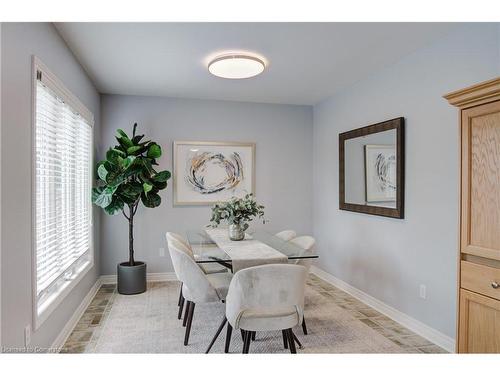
[1,23,101,348]
[312,23,500,339]
[100,94,313,275]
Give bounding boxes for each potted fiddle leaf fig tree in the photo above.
[92,123,171,295]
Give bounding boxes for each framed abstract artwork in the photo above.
[364,145,397,203]
[173,141,255,205]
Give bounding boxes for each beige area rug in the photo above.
[62,274,446,353]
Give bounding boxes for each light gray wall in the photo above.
[312,23,500,339]
[1,23,101,348]
[100,95,313,275]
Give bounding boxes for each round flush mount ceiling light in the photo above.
[208,54,266,79]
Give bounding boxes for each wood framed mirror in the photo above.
[339,117,405,219]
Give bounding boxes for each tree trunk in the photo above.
[128,204,135,266]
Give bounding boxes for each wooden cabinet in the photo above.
[445,77,500,353]
[458,289,500,353]
[461,261,500,301]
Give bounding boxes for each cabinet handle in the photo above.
[492,282,499,289]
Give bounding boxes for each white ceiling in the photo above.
[55,23,458,105]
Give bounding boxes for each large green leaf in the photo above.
[92,187,104,203]
[104,160,119,174]
[104,197,124,215]
[120,182,143,198]
[151,180,167,190]
[114,145,127,153]
[116,129,129,138]
[152,170,171,183]
[141,192,161,208]
[126,145,143,155]
[95,161,106,180]
[147,143,162,159]
[93,185,117,208]
[116,134,133,149]
[143,182,153,195]
[106,148,123,165]
[115,148,127,157]
[106,168,125,187]
[123,164,142,179]
[138,159,155,177]
[97,164,108,181]
[120,156,136,169]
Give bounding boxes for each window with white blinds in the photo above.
[34,60,94,324]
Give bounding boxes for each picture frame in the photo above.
[173,141,256,206]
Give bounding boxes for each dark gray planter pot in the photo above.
[117,261,146,295]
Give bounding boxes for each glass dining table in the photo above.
[186,228,318,271]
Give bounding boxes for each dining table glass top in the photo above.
[186,228,319,264]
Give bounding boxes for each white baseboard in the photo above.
[51,277,102,351]
[100,272,177,285]
[310,266,455,353]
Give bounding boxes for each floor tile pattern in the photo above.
[61,275,447,353]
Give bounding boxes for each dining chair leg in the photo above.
[301,316,308,335]
[240,329,245,341]
[182,301,191,327]
[242,330,252,354]
[286,329,297,354]
[240,330,246,353]
[205,317,227,354]
[292,331,303,349]
[282,330,288,349]
[251,331,256,341]
[178,292,185,320]
[225,324,233,353]
[184,302,195,346]
[177,283,183,306]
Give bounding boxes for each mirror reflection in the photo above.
[344,129,397,208]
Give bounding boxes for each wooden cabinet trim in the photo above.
[444,77,500,108]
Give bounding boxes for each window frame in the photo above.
[31,56,95,329]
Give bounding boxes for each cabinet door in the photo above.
[461,100,500,260]
[459,288,500,353]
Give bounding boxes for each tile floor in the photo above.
[61,274,447,353]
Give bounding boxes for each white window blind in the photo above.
[34,67,93,321]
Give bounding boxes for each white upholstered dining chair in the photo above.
[275,230,297,242]
[166,232,227,274]
[288,235,315,335]
[167,235,233,346]
[166,232,227,320]
[205,264,307,354]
